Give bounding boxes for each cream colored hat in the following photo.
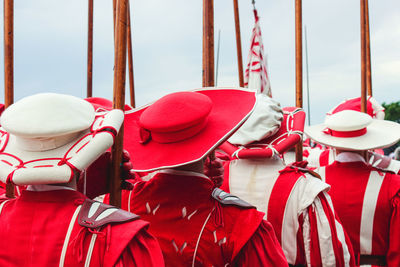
[305,110,400,151]
[0,93,124,185]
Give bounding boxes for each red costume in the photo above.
[0,186,164,267]
[118,169,288,267]
[221,159,355,266]
[318,152,400,266]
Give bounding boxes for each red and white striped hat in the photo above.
[0,93,124,185]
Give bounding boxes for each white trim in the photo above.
[0,200,9,215]
[192,207,215,267]
[84,232,98,267]
[59,205,82,267]
[128,189,133,213]
[359,171,384,254]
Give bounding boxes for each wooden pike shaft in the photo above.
[110,0,128,207]
[233,0,244,87]
[4,0,15,198]
[202,0,214,87]
[87,0,94,98]
[127,0,135,107]
[365,0,372,97]
[360,0,367,113]
[295,0,303,162]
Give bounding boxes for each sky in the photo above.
[0,0,399,124]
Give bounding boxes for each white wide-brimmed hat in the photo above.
[0,93,124,185]
[305,110,400,151]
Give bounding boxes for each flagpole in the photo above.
[295,0,303,162]
[365,0,372,97]
[203,0,215,161]
[215,29,221,86]
[203,0,214,88]
[233,0,244,87]
[360,0,367,113]
[127,0,135,107]
[304,25,311,126]
[110,0,128,207]
[4,0,15,198]
[87,0,94,98]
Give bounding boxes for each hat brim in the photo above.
[124,88,257,172]
[305,119,400,151]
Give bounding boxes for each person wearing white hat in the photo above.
[0,93,164,266]
[305,109,400,267]
[118,88,288,266]
[218,96,355,267]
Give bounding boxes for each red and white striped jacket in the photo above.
[317,152,400,266]
[221,157,355,266]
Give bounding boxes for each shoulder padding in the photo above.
[78,199,140,229]
[212,188,255,209]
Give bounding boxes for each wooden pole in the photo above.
[233,0,244,87]
[110,0,128,207]
[113,0,117,37]
[295,0,303,162]
[87,0,94,98]
[127,0,135,107]
[4,0,15,198]
[365,0,372,97]
[202,0,214,87]
[360,0,367,113]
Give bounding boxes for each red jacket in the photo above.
[118,169,288,267]
[318,152,400,266]
[0,188,164,267]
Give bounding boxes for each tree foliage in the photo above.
[382,101,400,123]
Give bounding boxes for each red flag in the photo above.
[244,9,272,97]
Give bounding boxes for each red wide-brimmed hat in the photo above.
[219,106,305,159]
[123,88,257,171]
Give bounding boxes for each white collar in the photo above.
[26,184,75,192]
[336,152,366,163]
[157,169,210,180]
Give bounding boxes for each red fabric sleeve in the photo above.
[387,192,400,266]
[114,229,164,267]
[233,220,288,267]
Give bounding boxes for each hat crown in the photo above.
[139,92,213,133]
[1,93,95,138]
[325,110,372,131]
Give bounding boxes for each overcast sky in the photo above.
[0,0,398,124]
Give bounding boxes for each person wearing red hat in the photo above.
[217,95,355,267]
[119,88,288,266]
[306,110,400,266]
[0,93,164,266]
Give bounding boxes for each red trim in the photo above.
[0,131,9,152]
[324,127,367,138]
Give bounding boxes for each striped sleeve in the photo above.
[301,192,355,267]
